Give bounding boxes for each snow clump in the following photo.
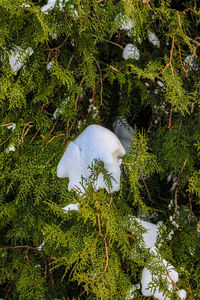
[123,44,140,60]
[113,117,134,153]
[57,124,125,193]
[9,46,33,74]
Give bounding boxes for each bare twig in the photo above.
[164,273,178,290]
[0,133,13,146]
[94,58,103,106]
[46,153,56,164]
[107,64,119,72]
[162,36,175,75]
[168,104,173,131]
[49,120,58,134]
[141,174,153,203]
[172,189,178,220]
[122,161,136,166]
[97,214,103,237]
[91,34,124,49]
[0,123,14,127]
[30,129,39,144]
[127,234,135,239]
[21,121,34,144]
[45,133,65,148]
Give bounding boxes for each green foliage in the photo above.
[0,0,200,299]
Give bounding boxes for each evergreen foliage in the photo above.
[0,0,200,299]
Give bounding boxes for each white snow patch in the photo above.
[7,144,15,152]
[57,124,125,193]
[167,175,172,183]
[148,31,160,47]
[7,123,16,131]
[121,19,133,31]
[63,203,79,213]
[38,241,45,251]
[113,117,134,153]
[41,0,63,12]
[21,4,31,8]
[47,60,54,70]
[141,259,179,299]
[123,44,140,60]
[177,289,187,300]
[127,283,141,299]
[136,218,160,249]
[9,46,33,73]
[157,80,164,87]
[184,54,199,71]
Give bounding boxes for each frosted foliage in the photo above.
[177,289,187,300]
[57,125,125,193]
[41,0,63,12]
[141,260,179,300]
[63,203,79,213]
[113,118,134,153]
[121,19,133,31]
[148,31,160,47]
[123,44,140,60]
[136,218,160,249]
[9,47,33,73]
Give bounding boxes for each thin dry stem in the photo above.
[50,120,58,134]
[162,36,175,75]
[0,133,13,146]
[168,104,173,131]
[107,64,119,72]
[94,58,103,106]
[141,175,153,203]
[122,161,136,166]
[0,123,14,127]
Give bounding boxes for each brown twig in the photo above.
[0,123,14,127]
[172,189,178,220]
[1,245,38,251]
[63,140,72,152]
[182,7,200,15]
[189,232,197,240]
[0,133,13,146]
[122,161,136,166]
[4,284,13,300]
[46,153,56,164]
[91,34,124,49]
[127,234,135,239]
[164,273,178,290]
[188,193,199,224]
[162,36,175,75]
[96,238,108,281]
[21,121,34,144]
[30,129,39,144]
[47,35,69,51]
[49,120,58,134]
[178,43,189,77]
[94,58,103,106]
[97,214,103,237]
[45,134,65,147]
[101,38,124,49]
[41,103,48,112]
[168,104,173,131]
[107,64,119,72]
[176,11,182,30]
[141,174,153,203]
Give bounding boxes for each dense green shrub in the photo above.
[0,0,199,299]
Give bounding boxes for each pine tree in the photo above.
[0,0,200,299]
